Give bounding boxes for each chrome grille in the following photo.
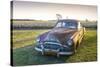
[43,42,61,50]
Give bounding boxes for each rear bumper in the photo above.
[35,47,74,55]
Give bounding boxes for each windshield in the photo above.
[55,20,77,29]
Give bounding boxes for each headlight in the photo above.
[36,37,40,42]
[67,39,73,46]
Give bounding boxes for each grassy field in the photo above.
[12,30,49,49]
[12,29,97,66]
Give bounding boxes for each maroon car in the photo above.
[35,19,85,57]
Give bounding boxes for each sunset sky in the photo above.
[12,1,97,20]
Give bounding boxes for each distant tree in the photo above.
[85,19,88,22]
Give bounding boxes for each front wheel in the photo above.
[74,41,80,54]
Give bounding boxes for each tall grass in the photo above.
[12,30,49,49]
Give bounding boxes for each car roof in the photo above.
[58,19,78,23]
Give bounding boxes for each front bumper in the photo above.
[35,42,74,55]
[35,47,73,55]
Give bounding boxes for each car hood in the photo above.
[48,28,77,44]
[39,28,77,45]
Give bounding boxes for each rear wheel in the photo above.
[74,41,79,54]
[76,43,79,49]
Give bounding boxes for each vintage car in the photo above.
[35,19,85,57]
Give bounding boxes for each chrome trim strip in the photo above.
[44,42,62,46]
[35,47,73,55]
[44,49,58,52]
[59,52,73,55]
[35,47,42,52]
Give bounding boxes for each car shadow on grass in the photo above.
[13,45,71,66]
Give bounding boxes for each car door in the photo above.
[77,22,84,44]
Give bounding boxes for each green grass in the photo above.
[12,30,49,49]
[12,29,97,66]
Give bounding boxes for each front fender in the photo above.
[37,31,50,42]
